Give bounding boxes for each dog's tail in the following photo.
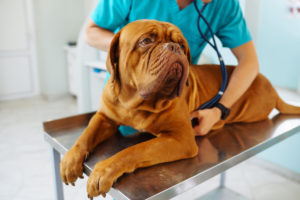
[276,96,300,114]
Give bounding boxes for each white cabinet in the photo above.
[64,45,78,96]
[85,61,107,110]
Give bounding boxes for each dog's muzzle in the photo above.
[139,43,189,100]
[161,61,184,99]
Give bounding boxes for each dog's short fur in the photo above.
[60,20,300,198]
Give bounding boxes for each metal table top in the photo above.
[43,111,300,200]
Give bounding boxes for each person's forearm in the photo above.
[219,60,258,108]
[85,20,114,51]
[219,41,259,108]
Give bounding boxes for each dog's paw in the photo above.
[60,146,88,185]
[87,160,117,198]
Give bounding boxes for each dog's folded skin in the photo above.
[60,20,300,198]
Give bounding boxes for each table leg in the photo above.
[198,171,248,200]
[219,172,226,188]
[51,148,64,200]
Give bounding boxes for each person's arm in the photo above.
[85,19,115,51]
[219,40,259,107]
[190,40,259,136]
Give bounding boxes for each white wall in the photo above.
[244,0,261,44]
[84,0,98,17]
[256,0,300,90]
[253,0,300,174]
[33,0,86,99]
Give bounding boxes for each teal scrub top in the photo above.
[91,0,252,135]
[91,0,252,64]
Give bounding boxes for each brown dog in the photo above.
[60,20,300,198]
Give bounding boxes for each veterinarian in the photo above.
[85,0,259,136]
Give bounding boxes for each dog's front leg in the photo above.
[87,129,198,198]
[60,112,119,186]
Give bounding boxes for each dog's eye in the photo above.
[140,37,154,46]
[180,44,186,50]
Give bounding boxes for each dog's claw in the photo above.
[71,182,75,186]
[79,175,84,179]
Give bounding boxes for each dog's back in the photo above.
[185,64,300,124]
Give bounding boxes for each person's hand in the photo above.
[190,107,221,136]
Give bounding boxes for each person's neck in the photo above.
[176,0,193,10]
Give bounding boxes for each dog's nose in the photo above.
[164,43,181,54]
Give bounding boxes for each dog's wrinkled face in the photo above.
[107,20,191,100]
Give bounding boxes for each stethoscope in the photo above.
[191,0,228,127]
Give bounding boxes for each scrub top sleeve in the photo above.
[91,0,132,32]
[216,0,252,49]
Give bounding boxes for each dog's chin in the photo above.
[163,69,184,100]
[163,61,187,100]
[139,80,183,100]
[166,81,182,100]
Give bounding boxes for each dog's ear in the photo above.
[106,31,121,93]
[186,44,191,86]
[186,45,192,65]
[106,31,121,82]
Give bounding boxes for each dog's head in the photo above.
[107,20,191,101]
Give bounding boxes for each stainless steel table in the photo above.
[43,112,300,200]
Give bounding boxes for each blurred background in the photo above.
[0,0,300,199]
